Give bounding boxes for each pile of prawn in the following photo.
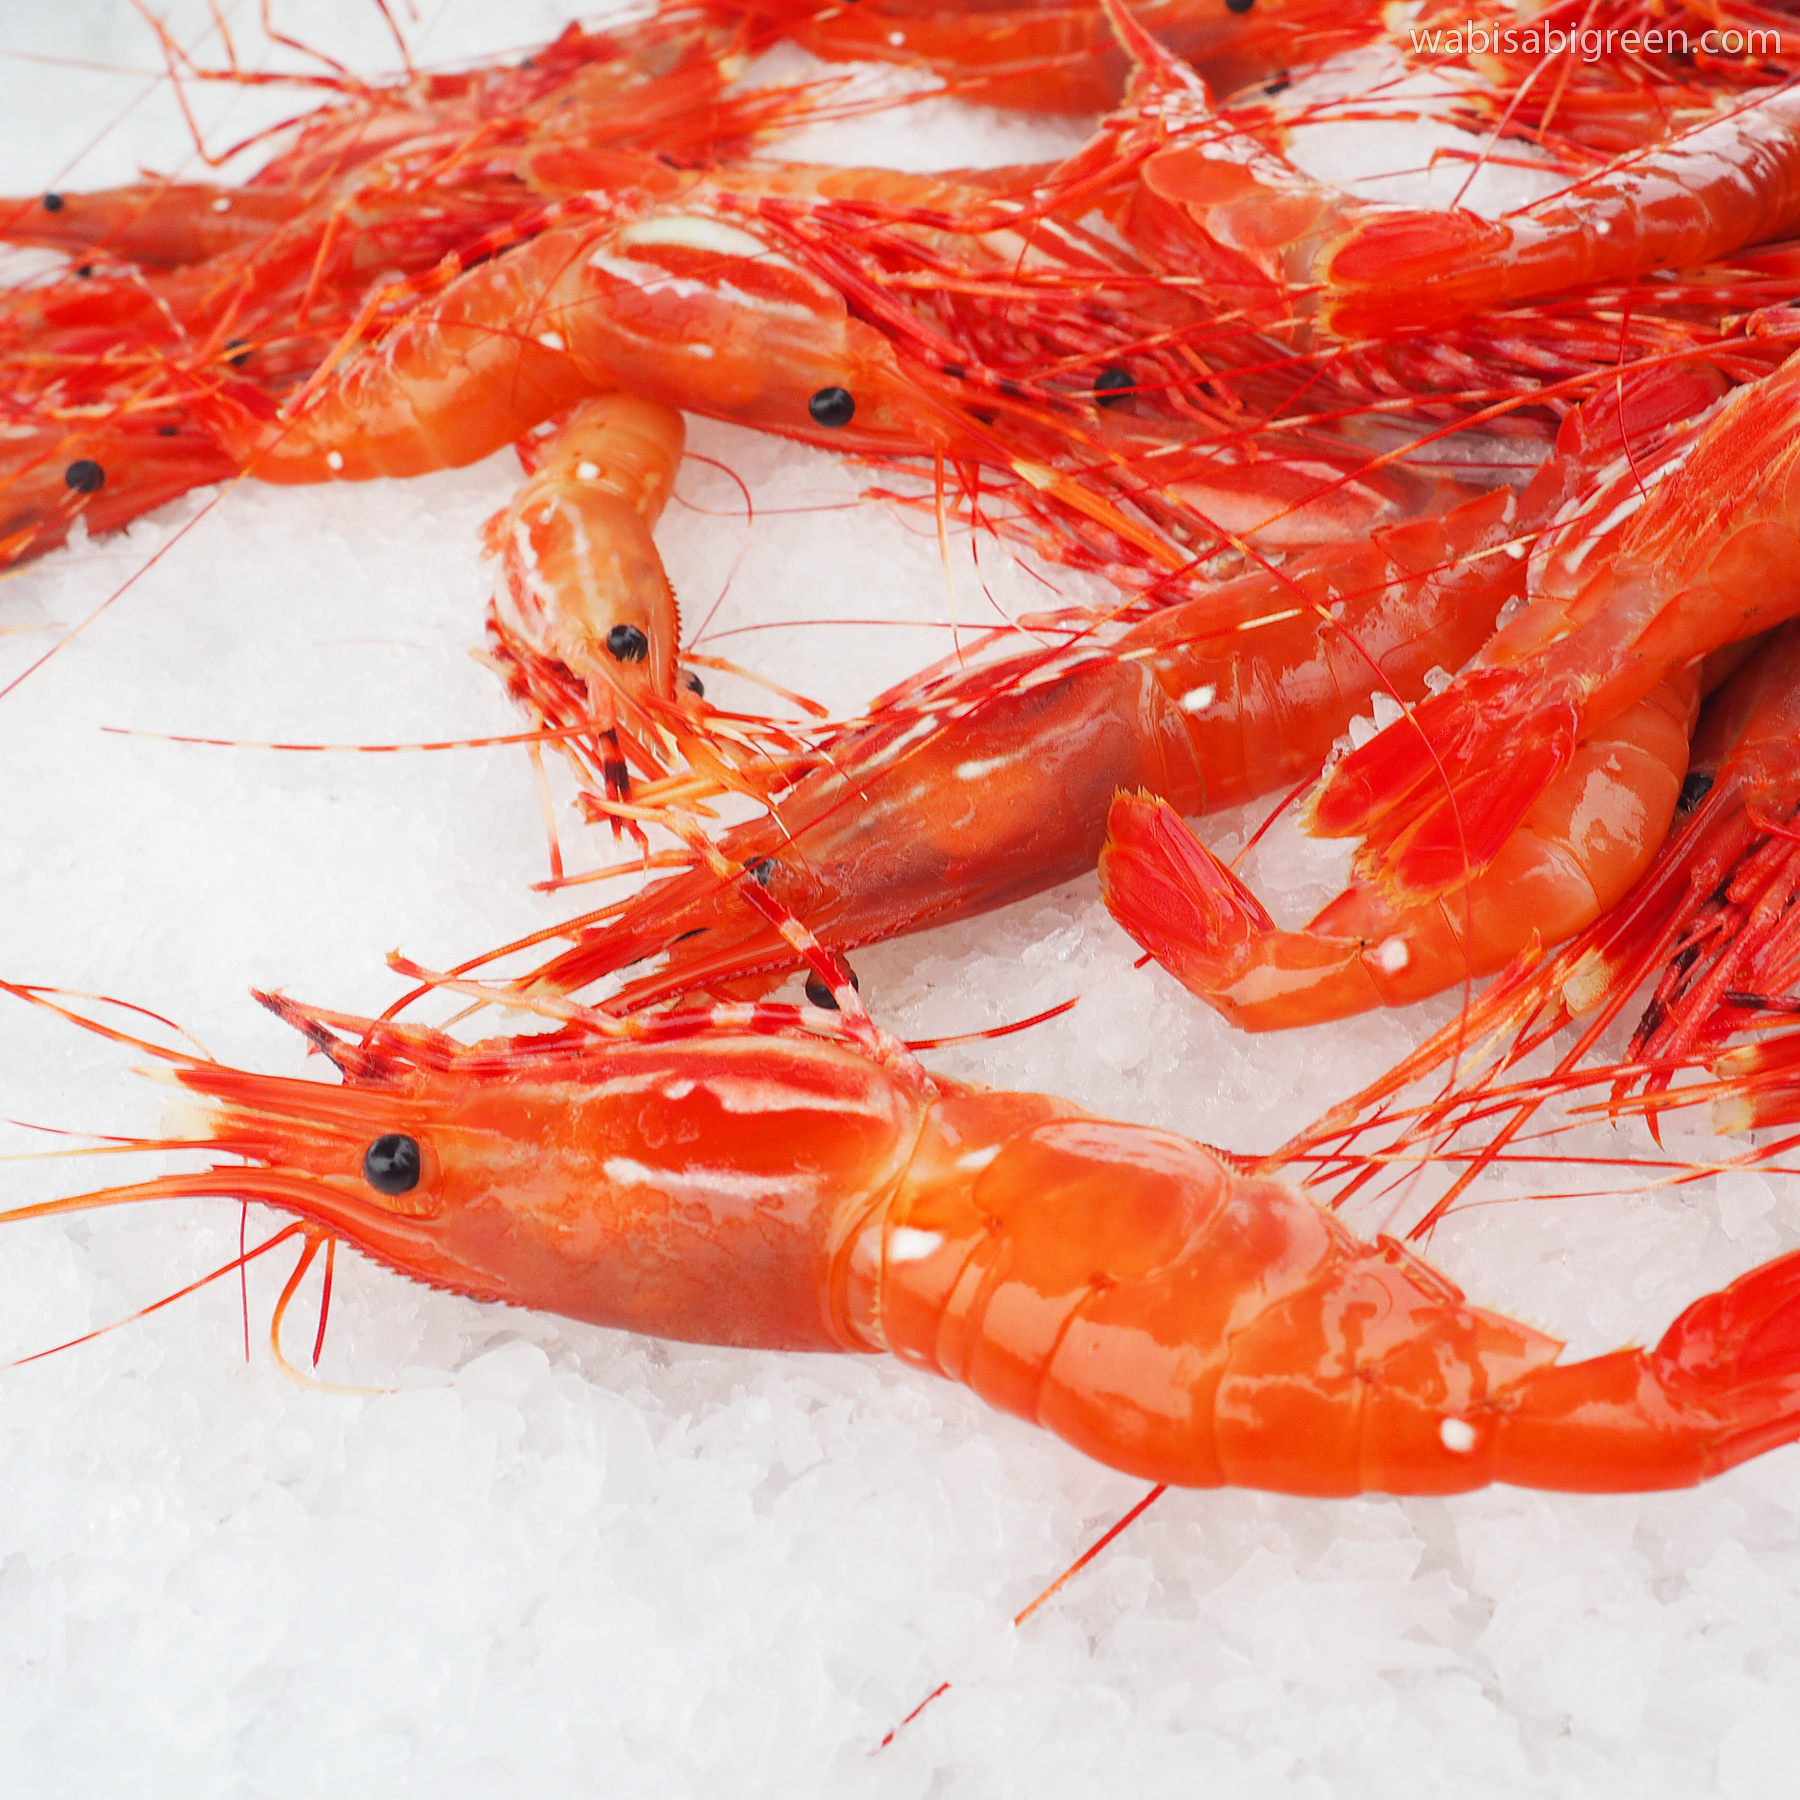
[17,0,1800,1536]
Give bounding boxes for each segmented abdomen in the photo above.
[856,1095,1562,1495]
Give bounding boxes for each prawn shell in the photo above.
[567,212,934,450]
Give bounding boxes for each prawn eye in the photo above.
[64,459,105,494]
[808,386,856,428]
[606,623,649,662]
[1094,367,1136,406]
[363,1133,421,1195]
[681,669,705,697]
[42,193,64,212]
[805,963,860,1010]
[1225,0,1255,12]
[1679,770,1716,811]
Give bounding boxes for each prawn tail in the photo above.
[1304,669,1580,901]
[1099,792,1270,1001]
[1493,1249,1800,1491]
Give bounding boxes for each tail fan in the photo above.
[1494,1246,1800,1491]
[1659,1248,1800,1387]
[1304,669,1581,901]
[1098,792,1269,999]
[1653,1248,1800,1477]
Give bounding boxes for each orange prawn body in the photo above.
[484,393,688,735]
[227,201,944,486]
[25,987,1800,1500]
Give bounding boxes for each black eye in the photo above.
[75,263,93,279]
[63,459,105,494]
[681,669,704,697]
[805,964,860,1010]
[42,193,64,213]
[225,338,252,367]
[363,1133,421,1195]
[1093,367,1136,407]
[808,386,855,428]
[1225,0,1255,12]
[1678,770,1716,812]
[606,623,649,662]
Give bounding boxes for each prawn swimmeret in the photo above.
[12,964,1800,1500]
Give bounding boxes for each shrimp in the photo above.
[503,359,1720,1008]
[1097,667,1699,1030]
[1305,346,1800,909]
[1100,0,1800,340]
[482,392,693,755]
[745,0,1378,112]
[504,476,1530,1007]
[14,969,1800,1500]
